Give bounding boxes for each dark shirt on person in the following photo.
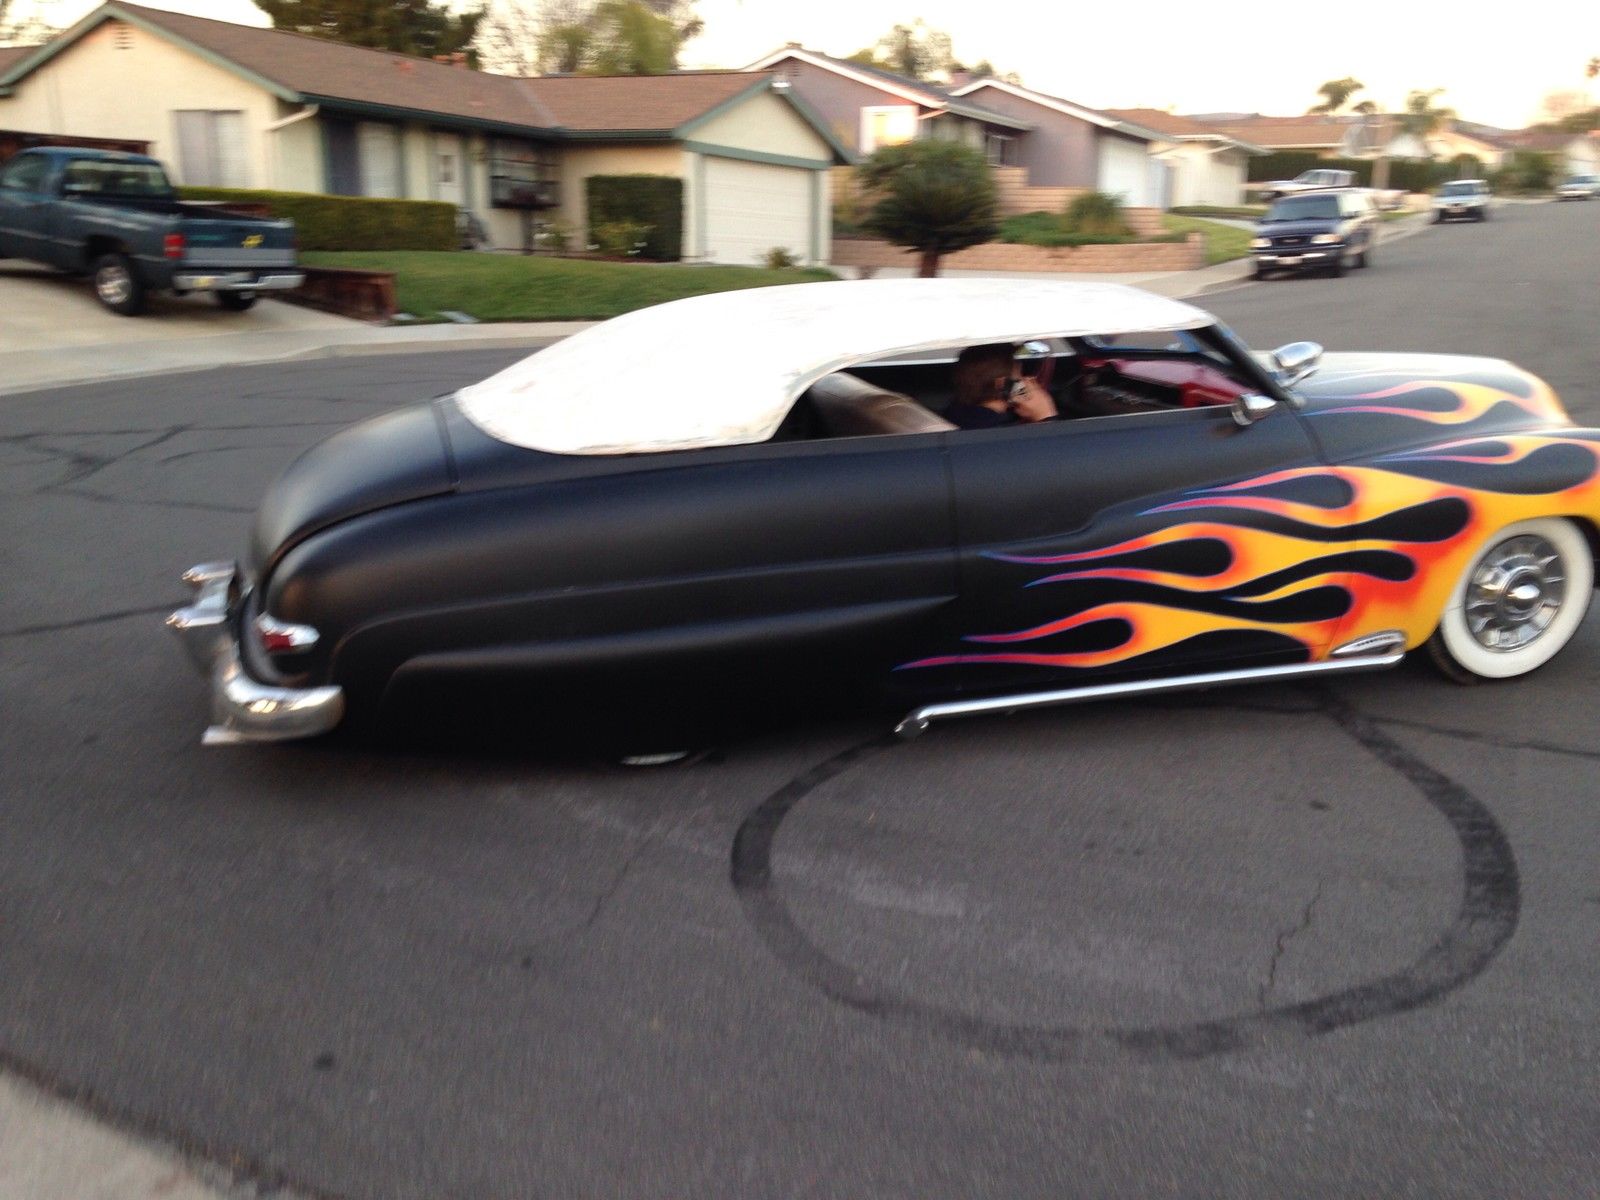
[946,404,1020,430]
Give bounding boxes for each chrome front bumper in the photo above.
[172,271,305,293]
[165,562,344,746]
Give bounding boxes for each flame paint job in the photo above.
[905,370,1600,679]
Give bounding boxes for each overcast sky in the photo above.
[21,0,1600,129]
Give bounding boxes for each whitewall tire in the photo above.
[1428,517,1593,683]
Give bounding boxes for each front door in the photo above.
[916,400,1341,700]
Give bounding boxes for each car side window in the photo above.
[0,155,49,193]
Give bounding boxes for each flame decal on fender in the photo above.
[902,432,1600,677]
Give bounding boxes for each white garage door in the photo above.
[703,157,812,266]
[1098,135,1154,206]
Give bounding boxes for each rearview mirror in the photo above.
[1231,393,1277,427]
[1271,340,1322,387]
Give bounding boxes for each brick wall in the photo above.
[830,234,1204,274]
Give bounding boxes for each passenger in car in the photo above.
[946,343,1058,429]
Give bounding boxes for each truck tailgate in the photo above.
[180,215,296,268]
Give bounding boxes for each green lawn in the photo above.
[1159,214,1253,265]
[301,252,837,322]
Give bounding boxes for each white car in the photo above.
[1433,179,1491,222]
[1555,174,1599,200]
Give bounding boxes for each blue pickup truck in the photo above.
[0,147,301,315]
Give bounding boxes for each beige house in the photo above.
[0,1,849,263]
[1101,108,1263,207]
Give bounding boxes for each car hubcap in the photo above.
[1465,534,1566,651]
[96,265,131,306]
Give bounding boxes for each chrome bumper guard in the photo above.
[173,272,305,293]
[165,562,344,746]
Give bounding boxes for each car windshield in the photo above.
[1441,182,1481,196]
[60,159,173,198]
[1265,195,1340,222]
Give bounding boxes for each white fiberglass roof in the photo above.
[456,278,1213,455]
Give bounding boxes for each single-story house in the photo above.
[1497,128,1600,177]
[946,79,1166,206]
[1187,113,1361,158]
[1100,108,1264,207]
[743,44,1034,165]
[0,1,851,263]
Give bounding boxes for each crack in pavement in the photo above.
[0,604,178,641]
[1258,880,1324,1012]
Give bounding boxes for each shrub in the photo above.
[586,175,683,260]
[537,217,575,253]
[177,188,455,251]
[591,220,652,257]
[1490,150,1556,193]
[858,140,998,276]
[1062,191,1130,238]
[762,246,800,269]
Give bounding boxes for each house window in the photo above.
[860,105,917,154]
[985,132,1016,167]
[173,110,247,187]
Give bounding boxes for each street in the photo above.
[3,198,1599,1199]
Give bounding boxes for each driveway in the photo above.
[3,200,1600,1199]
[0,261,353,354]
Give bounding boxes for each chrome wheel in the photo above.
[1429,517,1593,683]
[95,262,133,307]
[1465,535,1565,651]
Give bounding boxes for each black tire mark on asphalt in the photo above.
[730,688,1520,1062]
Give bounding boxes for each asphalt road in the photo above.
[3,199,1600,1200]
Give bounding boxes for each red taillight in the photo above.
[253,613,319,654]
[163,233,186,260]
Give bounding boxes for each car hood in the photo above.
[1290,352,1571,459]
[249,400,456,580]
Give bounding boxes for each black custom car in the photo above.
[169,280,1600,751]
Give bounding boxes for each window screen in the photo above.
[173,110,247,187]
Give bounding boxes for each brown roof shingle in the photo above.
[1102,108,1230,139]
[521,71,767,133]
[1190,114,1349,148]
[112,2,556,129]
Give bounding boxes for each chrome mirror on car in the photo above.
[1231,393,1278,427]
[1015,339,1052,362]
[1271,340,1323,387]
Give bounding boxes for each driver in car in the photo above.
[947,343,1058,429]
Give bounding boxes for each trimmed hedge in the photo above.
[176,187,456,251]
[999,211,1184,247]
[586,174,683,261]
[1246,152,1456,193]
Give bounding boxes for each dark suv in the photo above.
[1250,188,1379,279]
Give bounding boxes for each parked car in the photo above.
[168,279,1600,751]
[1256,168,1356,201]
[1432,178,1492,222]
[1250,189,1379,278]
[1555,174,1599,200]
[0,147,301,315]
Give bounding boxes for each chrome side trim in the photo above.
[1330,629,1407,657]
[893,653,1405,739]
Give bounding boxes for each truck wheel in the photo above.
[1427,518,1593,684]
[1327,253,1346,278]
[215,291,258,312]
[93,253,145,316]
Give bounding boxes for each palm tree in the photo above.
[1309,77,1366,114]
[1402,88,1455,139]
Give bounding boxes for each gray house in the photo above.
[744,45,1034,166]
[948,78,1164,206]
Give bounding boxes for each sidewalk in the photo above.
[0,1072,295,1199]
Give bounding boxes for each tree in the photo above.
[0,0,64,45]
[850,20,953,81]
[1309,76,1365,114]
[959,58,1021,86]
[475,0,699,75]
[1400,88,1455,138]
[858,140,997,277]
[254,0,484,62]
